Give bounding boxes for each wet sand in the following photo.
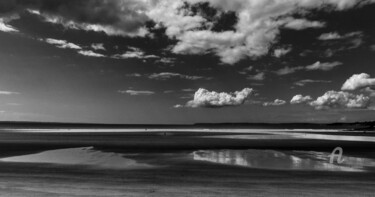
[0,129,375,196]
[1,149,375,196]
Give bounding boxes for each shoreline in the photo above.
[1,128,375,196]
[0,148,375,196]
[1,129,375,151]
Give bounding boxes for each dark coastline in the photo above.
[0,120,374,130]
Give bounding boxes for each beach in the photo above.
[2,0,375,195]
[0,129,374,196]
[0,149,375,196]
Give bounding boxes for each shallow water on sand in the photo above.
[0,147,154,169]
[1,146,375,172]
[193,149,375,172]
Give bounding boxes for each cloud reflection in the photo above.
[193,149,375,172]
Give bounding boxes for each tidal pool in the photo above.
[193,149,375,172]
[0,147,154,169]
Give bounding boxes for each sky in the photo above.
[0,0,374,124]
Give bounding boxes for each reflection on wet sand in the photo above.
[193,149,375,172]
[0,147,154,169]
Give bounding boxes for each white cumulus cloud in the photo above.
[290,95,313,104]
[309,90,370,110]
[362,87,375,97]
[263,99,286,106]
[341,73,375,91]
[184,88,253,108]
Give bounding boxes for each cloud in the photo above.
[318,32,342,40]
[1,0,374,64]
[273,47,291,58]
[43,38,106,57]
[180,95,193,99]
[309,90,370,110]
[125,73,142,77]
[78,50,105,57]
[244,66,253,72]
[283,18,325,30]
[124,73,210,80]
[305,61,342,71]
[118,90,155,96]
[247,72,265,81]
[294,79,331,86]
[18,0,151,37]
[155,57,176,65]
[91,43,105,51]
[275,66,303,75]
[238,66,254,75]
[173,104,184,108]
[112,47,158,59]
[341,73,375,91]
[263,99,286,106]
[290,95,313,104]
[362,87,375,97]
[146,0,370,64]
[0,18,18,32]
[44,38,82,50]
[320,32,363,57]
[184,87,253,108]
[182,88,196,92]
[0,90,20,95]
[317,31,362,40]
[276,61,342,75]
[148,72,209,80]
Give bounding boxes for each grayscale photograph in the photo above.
[0,0,374,196]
